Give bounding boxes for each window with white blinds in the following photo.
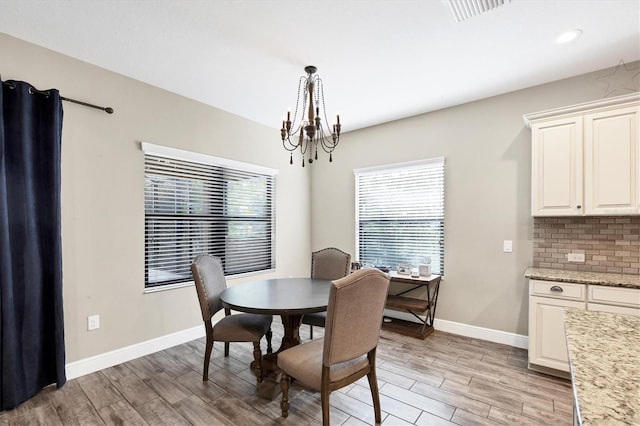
[142,143,277,289]
[355,158,445,275]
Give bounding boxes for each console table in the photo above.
[382,271,442,339]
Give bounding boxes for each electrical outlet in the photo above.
[503,240,513,253]
[567,253,585,263]
[87,315,100,331]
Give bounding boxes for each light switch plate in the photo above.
[503,240,513,253]
[88,315,100,331]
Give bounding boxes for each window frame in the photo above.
[142,142,277,292]
[354,157,445,275]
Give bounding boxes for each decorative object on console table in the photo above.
[382,271,442,339]
[419,256,432,276]
[374,265,391,273]
[396,263,411,275]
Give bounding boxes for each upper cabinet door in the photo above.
[531,117,583,216]
[584,105,639,215]
[526,93,640,217]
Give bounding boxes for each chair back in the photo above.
[322,268,390,366]
[311,247,351,280]
[191,254,227,322]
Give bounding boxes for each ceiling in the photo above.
[1,0,639,132]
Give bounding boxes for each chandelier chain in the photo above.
[318,79,336,153]
[292,76,306,132]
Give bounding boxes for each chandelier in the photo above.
[280,65,341,167]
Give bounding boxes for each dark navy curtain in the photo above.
[0,80,65,410]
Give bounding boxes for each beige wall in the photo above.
[3,31,638,360]
[310,63,640,335]
[0,33,311,362]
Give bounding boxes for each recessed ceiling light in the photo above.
[556,29,583,44]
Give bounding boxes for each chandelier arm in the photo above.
[318,136,338,153]
[316,119,338,153]
[283,138,310,155]
[282,137,299,152]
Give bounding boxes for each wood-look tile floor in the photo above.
[0,323,573,425]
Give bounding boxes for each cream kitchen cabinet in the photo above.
[530,116,583,216]
[528,280,586,374]
[525,93,640,216]
[587,284,640,317]
[584,105,639,215]
[528,274,640,377]
[525,268,640,377]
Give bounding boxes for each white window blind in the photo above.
[355,158,445,275]
[142,143,277,289]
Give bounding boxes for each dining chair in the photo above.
[278,268,391,425]
[303,247,351,339]
[191,254,273,382]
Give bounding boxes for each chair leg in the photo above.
[252,341,263,383]
[321,366,331,426]
[310,325,314,339]
[321,388,330,426]
[266,328,273,354]
[224,341,230,357]
[280,372,291,418]
[367,350,382,425]
[203,322,214,382]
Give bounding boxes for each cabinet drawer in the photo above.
[530,280,586,301]
[588,285,640,308]
[587,302,640,317]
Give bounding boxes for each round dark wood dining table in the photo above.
[220,277,332,371]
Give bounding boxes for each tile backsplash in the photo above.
[533,216,640,274]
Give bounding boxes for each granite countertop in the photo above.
[564,309,640,425]
[525,267,640,289]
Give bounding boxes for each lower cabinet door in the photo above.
[529,296,585,372]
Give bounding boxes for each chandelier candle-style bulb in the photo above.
[280,65,341,166]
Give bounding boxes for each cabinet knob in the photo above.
[550,285,564,293]
[576,205,582,209]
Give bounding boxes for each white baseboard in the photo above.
[66,313,528,380]
[65,324,205,380]
[434,318,528,349]
[383,309,528,349]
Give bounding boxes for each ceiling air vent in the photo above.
[446,0,511,22]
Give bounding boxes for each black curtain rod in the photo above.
[60,96,114,114]
[1,79,114,114]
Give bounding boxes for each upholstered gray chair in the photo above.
[191,254,273,382]
[278,268,390,425]
[303,247,351,339]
